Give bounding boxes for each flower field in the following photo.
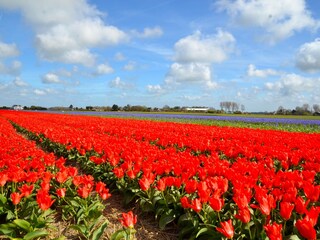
[0,110,319,239]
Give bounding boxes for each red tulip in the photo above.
[190,198,202,213]
[19,184,34,197]
[280,201,294,220]
[99,189,111,200]
[56,170,69,183]
[216,219,234,239]
[11,192,23,205]
[156,178,166,191]
[139,177,152,191]
[36,190,55,211]
[303,182,320,202]
[119,211,137,229]
[56,188,66,198]
[235,207,251,223]
[264,222,282,240]
[295,196,310,215]
[95,181,106,193]
[185,179,198,194]
[77,186,92,198]
[113,168,124,178]
[0,173,8,187]
[209,195,224,212]
[296,218,316,240]
[180,196,190,209]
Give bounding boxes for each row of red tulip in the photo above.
[1,110,319,239]
[0,113,116,239]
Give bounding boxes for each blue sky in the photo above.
[0,0,320,112]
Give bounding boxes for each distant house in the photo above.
[185,107,210,112]
[13,105,23,110]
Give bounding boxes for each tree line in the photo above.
[276,103,320,116]
[219,101,245,113]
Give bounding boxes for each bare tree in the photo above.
[241,104,245,112]
[313,104,320,113]
[302,103,310,112]
[231,102,239,112]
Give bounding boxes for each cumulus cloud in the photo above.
[247,64,280,78]
[265,73,320,96]
[123,61,136,71]
[109,76,133,89]
[114,52,126,61]
[42,73,62,84]
[0,0,128,66]
[174,30,235,63]
[165,63,215,87]
[147,84,164,94]
[161,29,235,91]
[95,63,114,75]
[0,41,19,58]
[132,26,163,38]
[181,95,202,101]
[0,60,21,75]
[34,89,47,95]
[216,0,320,44]
[14,77,28,87]
[296,38,320,73]
[0,41,21,75]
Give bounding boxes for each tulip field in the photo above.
[0,110,319,240]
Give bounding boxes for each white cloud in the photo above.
[181,95,202,101]
[109,76,133,89]
[0,0,128,66]
[147,84,164,94]
[296,38,320,73]
[247,64,280,78]
[0,82,9,90]
[34,89,47,95]
[216,0,320,44]
[265,73,320,96]
[95,63,114,75]
[14,77,28,87]
[42,73,61,84]
[161,29,235,91]
[165,62,211,84]
[123,61,136,71]
[114,52,126,61]
[0,41,19,58]
[132,26,163,38]
[174,30,235,63]
[0,60,21,75]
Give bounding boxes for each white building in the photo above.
[13,105,23,110]
[185,107,210,112]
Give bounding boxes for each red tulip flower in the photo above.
[156,178,166,191]
[95,181,106,193]
[296,218,316,240]
[280,201,294,220]
[235,207,251,223]
[190,198,202,213]
[0,173,8,187]
[139,177,152,191]
[119,211,137,229]
[77,186,92,198]
[56,170,69,184]
[264,222,282,240]
[11,192,23,205]
[209,195,224,212]
[19,184,34,197]
[295,196,309,215]
[216,219,234,239]
[56,188,66,198]
[36,190,55,211]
